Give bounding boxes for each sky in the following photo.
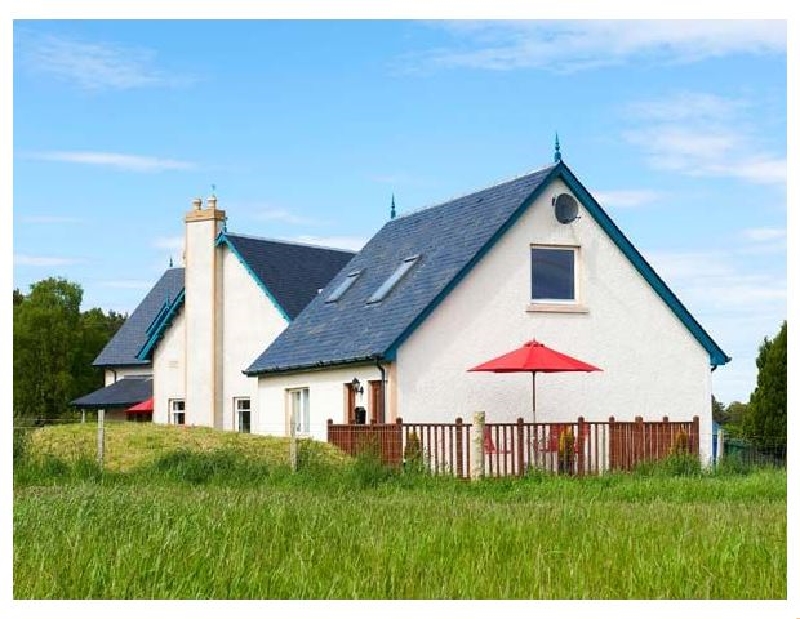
[12,19,787,405]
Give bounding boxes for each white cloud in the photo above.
[18,215,83,224]
[406,20,785,73]
[152,236,183,252]
[15,254,83,267]
[17,31,194,91]
[742,227,786,242]
[98,280,155,290]
[592,189,660,209]
[27,151,195,173]
[289,235,367,252]
[623,93,786,186]
[251,207,322,226]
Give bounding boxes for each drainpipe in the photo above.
[375,357,387,422]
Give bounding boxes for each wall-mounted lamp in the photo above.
[351,378,364,396]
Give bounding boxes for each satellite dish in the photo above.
[552,193,579,224]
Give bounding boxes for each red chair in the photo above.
[484,427,512,455]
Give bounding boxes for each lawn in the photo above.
[13,424,786,599]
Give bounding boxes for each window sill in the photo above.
[526,302,589,314]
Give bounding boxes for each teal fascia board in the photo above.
[136,289,185,361]
[215,233,291,323]
[385,162,730,367]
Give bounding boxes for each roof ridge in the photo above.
[393,162,557,221]
[224,231,357,254]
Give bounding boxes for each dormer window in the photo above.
[326,270,363,303]
[367,255,420,304]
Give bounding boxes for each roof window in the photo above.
[325,270,363,303]
[367,255,420,304]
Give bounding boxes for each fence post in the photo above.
[516,417,525,477]
[455,417,464,478]
[608,416,615,470]
[692,415,700,458]
[327,418,333,442]
[97,409,105,468]
[395,417,404,468]
[471,411,485,481]
[635,416,644,466]
[289,411,298,472]
[577,416,586,476]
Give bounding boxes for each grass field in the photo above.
[13,424,786,599]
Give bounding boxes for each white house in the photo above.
[245,157,729,463]
[72,196,355,431]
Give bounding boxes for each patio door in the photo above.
[369,380,385,424]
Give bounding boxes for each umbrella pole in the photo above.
[532,372,536,424]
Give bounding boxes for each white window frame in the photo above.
[234,397,251,433]
[170,398,186,425]
[530,245,581,305]
[288,388,311,436]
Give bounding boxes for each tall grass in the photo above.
[13,424,786,599]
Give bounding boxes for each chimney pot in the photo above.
[192,198,202,210]
[207,195,218,210]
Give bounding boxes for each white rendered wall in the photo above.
[396,178,714,463]
[257,365,384,441]
[219,247,289,432]
[104,366,152,386]
[153,310,186,425]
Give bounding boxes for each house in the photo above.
[72,196,355,429]
[245,155,729,464]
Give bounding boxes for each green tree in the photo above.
[711,395,726,424]
[743,321,787,447]
[13,278,127,422]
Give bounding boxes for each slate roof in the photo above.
[71,377,152,409]
[246,160,730,375]
[93,268,185,367]
[220,233,356,320]
[245,165,558,374]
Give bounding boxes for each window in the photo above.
[326,270,363,303]
[367,255,420,304]
[171,399,186,425]
[289,388,310,436]
[234,398,251,433]
[531,247,577,302]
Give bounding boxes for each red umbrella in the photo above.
[468,340,601,423]
[126,397,154,414]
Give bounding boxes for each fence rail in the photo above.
[327,415,704,478]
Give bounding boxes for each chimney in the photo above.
[184,195,226,429]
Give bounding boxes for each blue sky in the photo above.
[12,19,786,405]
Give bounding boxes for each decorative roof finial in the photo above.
[554,132,562,163]
[169,256,174,268]
[390,193,396,220]
[211,183,217,198]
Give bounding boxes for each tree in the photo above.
[743,321,787,447]
[712,395,726,424]
[13,288,24,306]
[13,278,127,422]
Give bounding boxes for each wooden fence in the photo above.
[327,415,700,479]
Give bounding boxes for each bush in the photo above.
[670,430,690,455]
[403,432,425,473]
[634,453,701,477]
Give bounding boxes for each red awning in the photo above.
[126,397,154,413]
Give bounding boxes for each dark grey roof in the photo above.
[93,268,185,367]
[71,377,152,409]
[246,165,558,374]
[221,233,356,320]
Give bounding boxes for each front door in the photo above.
[369,380,385,424]
[344,383,356,424]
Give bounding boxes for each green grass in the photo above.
[13,424,786,599]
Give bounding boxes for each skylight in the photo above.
[367,255,420,304]
[325,270,363,303]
